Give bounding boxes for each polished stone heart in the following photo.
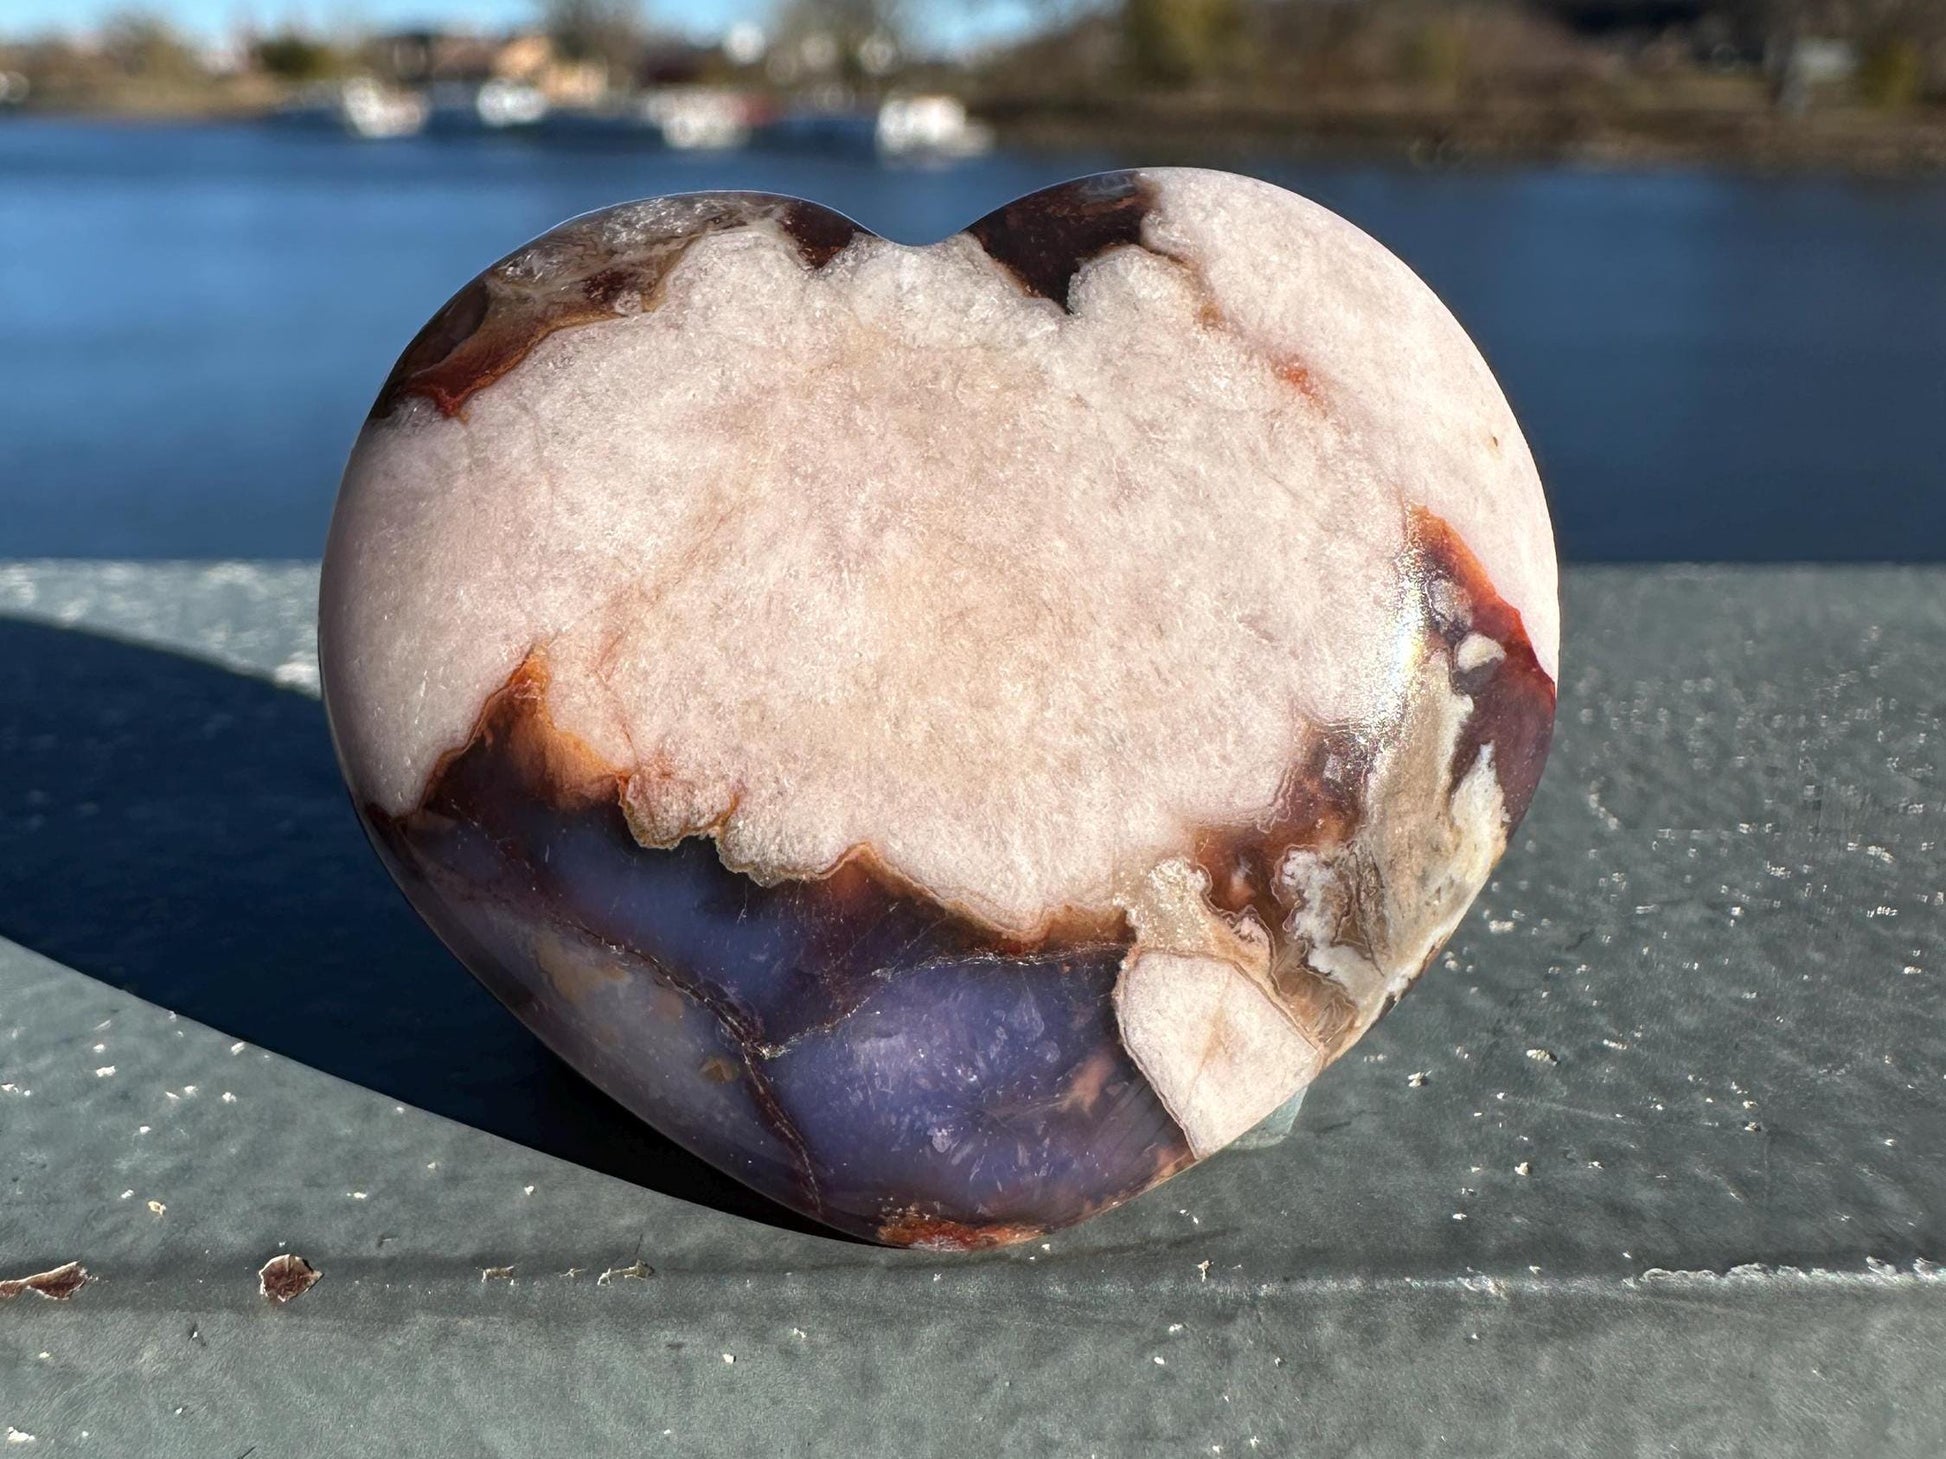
[320,169,1558,1249]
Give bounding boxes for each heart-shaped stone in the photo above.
[321,169,1558,1249]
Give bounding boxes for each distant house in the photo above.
[493,34,609,105]
[371,29,609,104]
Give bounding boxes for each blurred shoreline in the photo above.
[8,0,1946,175]
[989,92,1946,172]
[10,94,1946,174]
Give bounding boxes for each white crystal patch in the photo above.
[322,168,1555,939]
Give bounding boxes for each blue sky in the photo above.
[0,0,1040,48]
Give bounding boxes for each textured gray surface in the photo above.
[2,562,1943,1456]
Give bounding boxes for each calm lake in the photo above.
[2,118,1943,560]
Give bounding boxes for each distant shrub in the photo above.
[254,33,342,83]
[1123,0,1242,85]
[99,10,200,81]
[1857,38,1923,107]
[1403,17,1468,92]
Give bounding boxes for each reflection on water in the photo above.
[3,118,1943,560]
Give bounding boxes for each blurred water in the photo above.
[2,118,1942,560]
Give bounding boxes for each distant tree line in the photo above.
[2,0,1943,113]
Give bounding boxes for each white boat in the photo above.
[278,78,428,140]
[642,87,753,151]
[427,80,548,133]
[875,95,992,160]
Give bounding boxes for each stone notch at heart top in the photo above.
[321,168,1559,1249]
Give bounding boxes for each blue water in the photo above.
[2,118,1943,560]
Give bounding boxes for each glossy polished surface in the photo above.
[321,169,1558,1246]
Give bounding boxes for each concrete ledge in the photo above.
[3,563,1942,1455]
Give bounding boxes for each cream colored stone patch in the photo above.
[1114,949,1323,1158]
[1119,858,1272,979]
[1145,169,1559,681]
[1377,748,1507,1005]
[1272,649,1511,1041]
[1456,633,1505,673]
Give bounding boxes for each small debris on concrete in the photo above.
[146,1200,166,1217]
[259,1253,320,1304]
[481,1265,515,1283]
[598,1261,653,1285]
[1407,1071,1430,1088]
[0,1262,90,1302]
[1526,1048,1559,1066]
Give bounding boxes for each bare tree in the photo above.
[769,0,909,82]
[98,9,201,80]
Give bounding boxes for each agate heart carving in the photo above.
[321,169,1558,1248]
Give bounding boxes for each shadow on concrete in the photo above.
[0,616,837,1240]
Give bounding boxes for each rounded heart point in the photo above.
[321,168,1559,1249]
